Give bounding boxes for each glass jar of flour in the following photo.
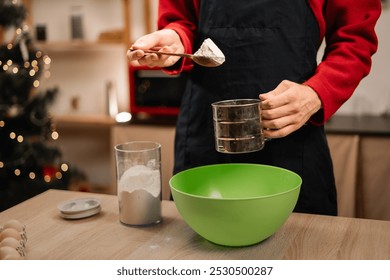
[115,141,162,226]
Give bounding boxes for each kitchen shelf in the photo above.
[35,41,125,53]
[53,114,115,127]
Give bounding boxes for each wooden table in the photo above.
[1,190,389,260]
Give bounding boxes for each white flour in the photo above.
[194,38,225,65]
[118,165,160,197]
[118,165,161,225]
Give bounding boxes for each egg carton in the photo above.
[0,219,27,260]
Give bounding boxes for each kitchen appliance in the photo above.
[129,65,190,117]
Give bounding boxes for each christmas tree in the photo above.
[0,0,83,211]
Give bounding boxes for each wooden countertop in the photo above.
[1,190,389,260]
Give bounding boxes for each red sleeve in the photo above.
[158,0,199,74]
[306,0,381,125]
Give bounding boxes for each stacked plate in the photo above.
[57,198,101,219]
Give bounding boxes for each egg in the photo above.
[0,228,22,242]
[0,237,21,248]
[0,246,22,260]
[3,219,26,233]
[0,237,25,256]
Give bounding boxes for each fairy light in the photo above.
[24,61,30,68]
[7,60,12,66]
[43,56,51,65]
[29,69,36,76]
[36,51,42,59]
[61,163,69,172]
[9,132,16,139]
[12,67,18,74]
[7,43,13,50]
[29,172,36,180]
[3,65,8,71]
[17,135,24,143]
[0,120,4,127]
[51,131,59,140]
[56,172,62,179]
[14,169,21,176]
[0,162,4,168]
[31,60,38,67]
[33,80,40,88]
[44,175,51,183]
[16,28,22,35]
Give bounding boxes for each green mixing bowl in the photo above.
[169,163,302,247]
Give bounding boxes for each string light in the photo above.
[17,135,24,143]
[33,80,40,88]
[0,162,4,168]
[51,131,59,140]
[61,163,69,172]
[44,175,51,183]
[7,60,12,66]
[29,172,36,180]
[43,56,51,65]
[14,169,21,176]
[9,132,16,139]
[56,172,62,179]
[0,120,4,127]
[29,69,36,76]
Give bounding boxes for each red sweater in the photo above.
[158,0,381,124]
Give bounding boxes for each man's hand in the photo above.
[260,80,322,138]
[127,29,184,68]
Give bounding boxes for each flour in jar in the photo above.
[118,164,161,225]
[118,164,160,197]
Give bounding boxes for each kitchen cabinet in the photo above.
[326,115,390,221]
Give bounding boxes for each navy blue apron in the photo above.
[174,0,337,215]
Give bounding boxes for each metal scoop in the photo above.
[128,47,224,67]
